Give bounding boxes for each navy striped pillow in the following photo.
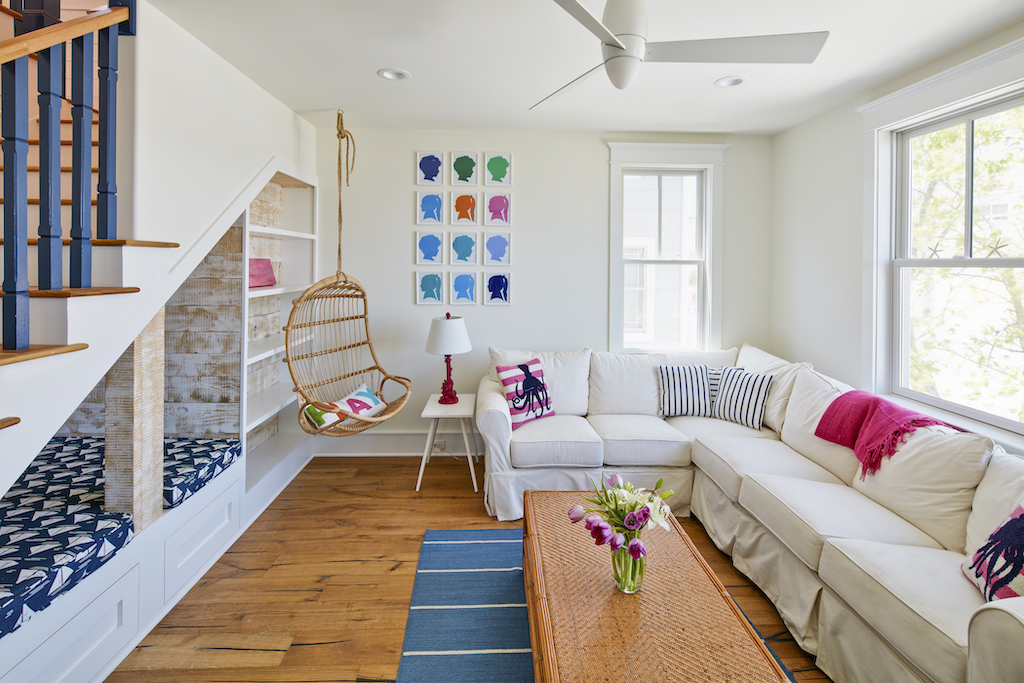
[712,367,774,430]
[658,365,713,417]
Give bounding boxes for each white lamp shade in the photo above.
[425,315,472,355]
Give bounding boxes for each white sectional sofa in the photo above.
[475,343,1024,683]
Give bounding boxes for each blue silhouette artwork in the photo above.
[454,273,475,302]
[418,233,442,262]
[486,234,509,264]
[419,154,442,182]
[452,234,476,262]
[487,274,509,303]
[419,274,442,302]
[420,193,442,223]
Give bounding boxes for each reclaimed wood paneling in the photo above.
[245,414,277,455]
[249,182,282,228]
[164,403,239,437]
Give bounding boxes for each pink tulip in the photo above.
[628,538,647,560]
[609,532,625,551]
[591,522,613,545]
[584,516,602,531]
[623,511,643,530]
[568,504,586,523]
[605,473,624,488]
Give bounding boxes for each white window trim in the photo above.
[608,142,726,353]
[861,35,1024,449]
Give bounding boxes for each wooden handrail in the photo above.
[0,6,128,65]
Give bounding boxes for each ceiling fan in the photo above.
[532,0,828,109]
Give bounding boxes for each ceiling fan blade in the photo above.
[529,63,604,110]
[551,0,626,50]
[646,31,828,64]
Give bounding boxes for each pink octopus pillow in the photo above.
[963,504,1024,600]
[495,358,555,430]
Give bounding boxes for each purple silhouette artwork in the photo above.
[487,195,509,224]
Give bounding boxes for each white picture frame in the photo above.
[416,191,445,225]
[416,271,445,305]
[484,152,512,186]
[483,232,511,265]
[450,271,477,305]
[416,151,445,184]
[451,152,479,185]
[483,272,510,306]
[416,231,445,265]
[450,231,479,265]
[451,192,479,225]
[483,192,511,226]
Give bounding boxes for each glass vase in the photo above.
[611,547,646,594]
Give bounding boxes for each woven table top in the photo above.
[523,490,788,683]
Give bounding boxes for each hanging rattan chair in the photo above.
[283,113,411,437]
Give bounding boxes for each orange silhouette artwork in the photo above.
[455,194,476,222]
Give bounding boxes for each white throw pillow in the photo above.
[657,365,712,417]
[852,425,994,553]
[780,367,860,484]
[302,383,386,429]
[965,446,1024,555]
[735,343,812,433]
[711,368,773,430]
[488,347,591,416]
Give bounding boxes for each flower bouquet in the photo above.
[568,473,674,594]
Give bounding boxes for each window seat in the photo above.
[0,435,241,640]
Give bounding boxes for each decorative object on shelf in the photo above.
[284,110,412,437]
[417,151,444,184]
[484,152,512,186]
[484,272,510,305]
[247,258,277,288]
[451,152,479,185]
[483,232,511,265]
[568,475,674,594]
[425,312,472,404]
[484,192,511,225]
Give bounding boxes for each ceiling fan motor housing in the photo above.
[601,0,647,89]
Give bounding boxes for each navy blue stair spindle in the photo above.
[97,26,117,240]
[2,57,30,350]
[70,32,93,289]
[37,44,63,290]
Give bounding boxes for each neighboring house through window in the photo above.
[609,143,725,353]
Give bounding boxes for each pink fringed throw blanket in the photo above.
[814,391,963,478]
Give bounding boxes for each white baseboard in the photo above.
[313,430,483,458]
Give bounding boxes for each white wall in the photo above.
[314,128,774,441]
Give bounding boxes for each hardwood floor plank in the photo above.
[107,456,829,682]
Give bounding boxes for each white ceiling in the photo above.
[148,0,1024,134]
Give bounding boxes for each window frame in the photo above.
[608,142,726,354]
[862,34,1024,440]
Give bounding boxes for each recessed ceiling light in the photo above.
[714,76,746,88]
[377,68,411,81]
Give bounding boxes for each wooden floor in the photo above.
[107,457,830,682]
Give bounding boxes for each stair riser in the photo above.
[0,242,123,289]
[3,143,101,168]
[0,170,95,201]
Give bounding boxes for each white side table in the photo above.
[416,393,479,492]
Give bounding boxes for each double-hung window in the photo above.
[609,143,725,353]
[892,97,1024,430]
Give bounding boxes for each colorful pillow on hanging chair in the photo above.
[303,384,386,429]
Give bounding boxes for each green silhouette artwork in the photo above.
[487,155,510,183]
[454,155,476,182]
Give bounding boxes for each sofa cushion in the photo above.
[738,474,943,571]
[657,365,713,417]
[851,425,994,553]
[820,538,982,683]
[488,347,591,416]
[587,414,691,467]
[509,415,603,468]
[966,447,1024,556]
[692,437,844,503]
[495,358,556,430]
[780,368,860,484]
[735,344,813,433]
[589,350,738,416]
[711,368,773,430]
[666,415,780,441]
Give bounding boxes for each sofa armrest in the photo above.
[969,597,1024,682]
[476,375,513,474]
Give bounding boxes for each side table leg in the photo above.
[459,418,478,493]
[416,418,439,492]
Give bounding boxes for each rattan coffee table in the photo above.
[523,490,789,683]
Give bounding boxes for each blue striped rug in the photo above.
[397,529,534,683]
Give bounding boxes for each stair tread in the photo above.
[0,198,98,205]
[0,417,20,429]
[0,343,88,366]
[0,238,178,248]
[29,286,140,298]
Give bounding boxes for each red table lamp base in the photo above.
[438,353,458,404]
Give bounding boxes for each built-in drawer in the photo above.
[164,480,240,601]
[1,564,140,683]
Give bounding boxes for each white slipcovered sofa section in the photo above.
[477,343,1024,682]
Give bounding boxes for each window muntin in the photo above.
[895,99,1024,429]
